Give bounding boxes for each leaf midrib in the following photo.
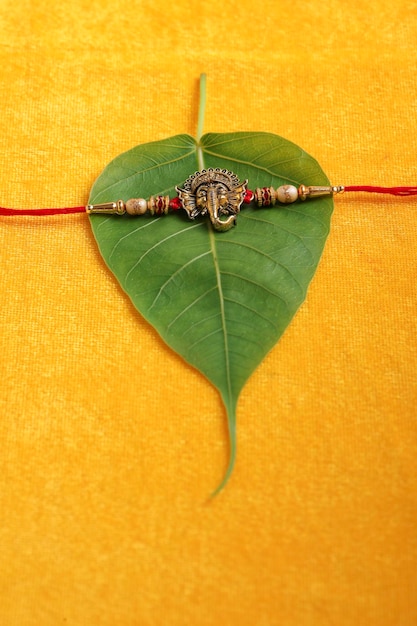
[196,137,233,404]
[208,225,233,407]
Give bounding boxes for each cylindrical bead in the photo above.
[298,185,345,200]
[86,200,126,215]
[255,187,276,207]
[147,195,170,216]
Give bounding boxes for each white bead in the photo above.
[126,198,148,215]
[276,185,298,204]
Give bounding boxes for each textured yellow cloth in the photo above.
[1,1,416,624]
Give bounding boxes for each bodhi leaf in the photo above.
[88,131,333,493]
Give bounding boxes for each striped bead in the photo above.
[148,195,170,216]
[254,186,277,207]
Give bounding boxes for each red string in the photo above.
[0,206,86,216]
[344,185,417,196]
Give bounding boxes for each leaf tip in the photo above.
[209,400,237,498]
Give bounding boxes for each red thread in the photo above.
[244,189,254,204]
[169,197,182,211]
[344,185,417,196]
[0,206,86,216]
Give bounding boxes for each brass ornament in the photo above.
[176,168,248,232]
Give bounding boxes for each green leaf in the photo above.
[88,131,333,493]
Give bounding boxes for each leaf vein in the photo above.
[123,223,202,286]
[167,286,218,330]
[149,250,212,310]
[108,217,164,262]
[218,242,305,295]
[96,149,197,198]
[201,148,302,185]
[221,274,292,307]
[223,299,280,331]
[241,212,321,239]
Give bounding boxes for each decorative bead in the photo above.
[85,200,126,215]
[276,185,299,204]
[155,196,164,216]
[116,200,126,214]
[298,184,308,201]
[298,184,345,200]
[157,195,170,215]
[169,196,182,211]
[254,187,277,207]
[262,187,272,206]
[147,196,155,215]
[126,198,148,215]
[147,195,169,216]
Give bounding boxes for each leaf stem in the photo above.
[197,73,207,142]
[196,74,207,170]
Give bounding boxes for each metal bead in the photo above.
[126,198,148,215]
[298,184,308,201]
[298,185,345,200]
[276,185,299,204]
[157,195,170,215]
[116,200,126,214]
[86,200,126,215]
[254,186,279,207]
[255,187,263,207]
[147,196,156,215]
[147,195,170,216]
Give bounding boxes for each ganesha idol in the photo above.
[176,168,248,232]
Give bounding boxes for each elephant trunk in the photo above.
[207,187,236,232]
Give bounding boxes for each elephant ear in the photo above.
[176,185,198,219]
[88,131,333,494]
[226,181,247,213]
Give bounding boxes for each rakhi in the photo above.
[2,75,415,495]
[2,176,416,228]
[88,172,346,233]
[86,176,417,230]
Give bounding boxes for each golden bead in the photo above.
[115,200,126,214]
[255,188,263,207]
[147,196,155,215]
[298,185,308,201]
[162,195,170,215]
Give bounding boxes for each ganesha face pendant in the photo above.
[176,168,248,231]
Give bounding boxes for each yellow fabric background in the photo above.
[0,0,416,624]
